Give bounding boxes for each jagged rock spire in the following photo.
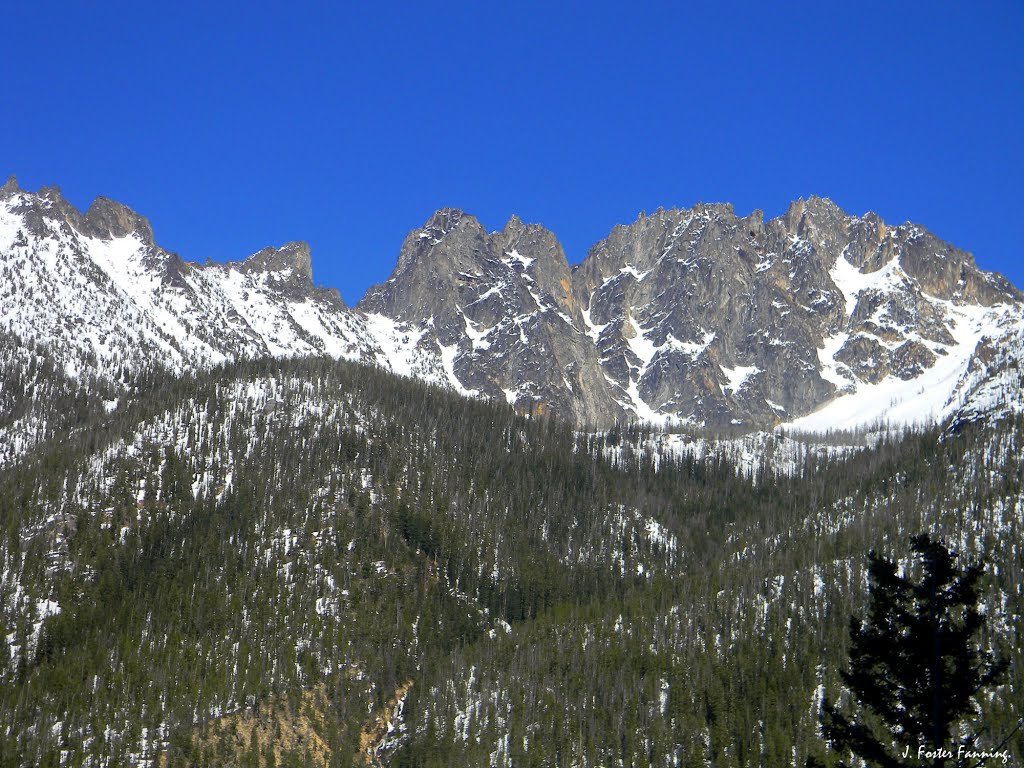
[82,196,156,244]
[0,174,20,198]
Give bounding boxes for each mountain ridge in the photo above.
[361,192,1023,428]
[2,176,1022,439]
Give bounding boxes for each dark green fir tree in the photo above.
[815,534,1008,767]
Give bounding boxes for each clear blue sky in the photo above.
[5,2,1022,304]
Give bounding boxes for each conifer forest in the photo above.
[1,352,1021,766]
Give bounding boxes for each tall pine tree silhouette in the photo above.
[817,534,1007,767]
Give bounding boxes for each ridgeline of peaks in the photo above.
[2,176,1023,439]
[359,196,1023,429]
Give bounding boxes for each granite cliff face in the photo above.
[2,175,1022,435]
[359,210,621,424]
[361,198,1022,429]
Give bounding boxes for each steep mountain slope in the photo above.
[359,210,622,424]
[574,199,1022,428]
[0,330,100,462]
[0,358,700,765]
[3,175,1022,436]
[0,177,445,392]
[364,198,1023,429]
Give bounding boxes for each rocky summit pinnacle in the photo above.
[82,196,156,245]
[0,174,20,198]
[358,209,623,424]
[239,241,314,279]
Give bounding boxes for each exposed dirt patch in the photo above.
[356,680,413,767]
[160,686,333,767]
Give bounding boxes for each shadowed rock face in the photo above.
[81,197,156,245]
[359,210,622,425]
[363,198,1022,428]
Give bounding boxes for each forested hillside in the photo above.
[0,356,1020,766]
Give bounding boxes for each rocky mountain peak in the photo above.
[37,184,64,201]
[10,183,89,240]
[0,174,20,198]
[2,182,156,248]
[225,241,318,300]
[787,195,842,217]
[501,213,526,234]
[239,241,313,278]
[779,196,848,254]
[418,208,468,245]
[82,196,156,245]
[497,216,568,277]
[360,210,490,320]
[694,201,737,219]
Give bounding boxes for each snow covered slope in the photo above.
[0,177,449,390]
[785,278,1024,432]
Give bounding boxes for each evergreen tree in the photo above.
[817,534,1007,767]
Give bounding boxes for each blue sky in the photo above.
[5,2,1022,304]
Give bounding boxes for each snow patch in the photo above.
[720,364,759,395]
[503,249,534,269]
[830,253,904,319]
[789,302,1015,432]
[436,341,479,397]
